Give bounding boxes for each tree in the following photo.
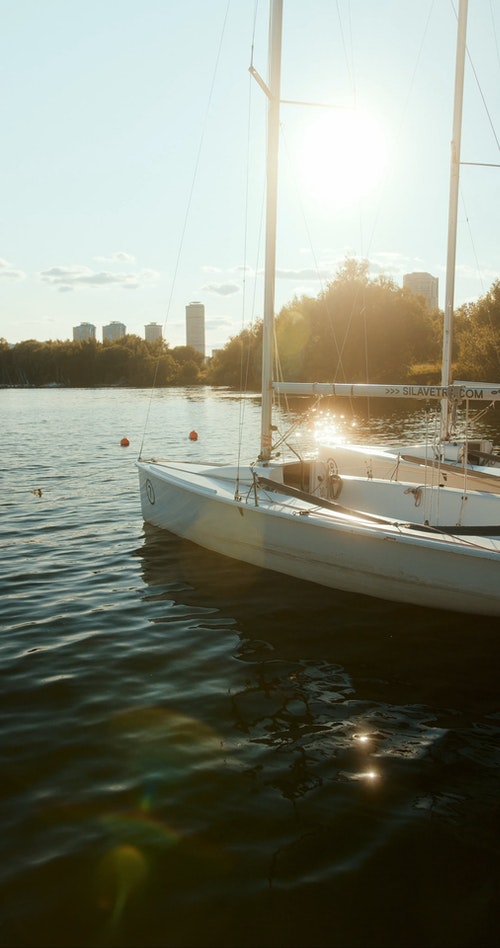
[455,281,500,380]
[207,324,262,389]
[273,259,439,385]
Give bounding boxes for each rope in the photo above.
[235,12,263,498]
[139,1,231,458]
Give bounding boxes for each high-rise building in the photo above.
[145,322,162,342]
[403,272,439,310]
[185,302,205,357]
[73,322,96,342]
[103,321,126,342]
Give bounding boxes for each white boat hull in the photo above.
[138,459,500,617]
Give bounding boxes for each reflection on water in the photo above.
[130,525,500,945]
[1,388,500,948]
[307,399,500,449]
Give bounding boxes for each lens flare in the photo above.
[97,844,148,924]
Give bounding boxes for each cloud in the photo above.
[206,316,234,331]
[202,281,240,296]
[368,252,413,276]
[40,264,159,292]
[202,264,254,278]
[93,251,136,263]
[275,267,332,281]
[201,266,334,296]
[0,258,26,280]
[231,265,254,274]
[138,268,158,282]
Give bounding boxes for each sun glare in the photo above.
[297,108,387,206]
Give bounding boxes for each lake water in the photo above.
[2,387,500,948]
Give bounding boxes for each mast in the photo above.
[440,0,468,441]
[259,0,283,460]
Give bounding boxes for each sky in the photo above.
[1,0,499,353]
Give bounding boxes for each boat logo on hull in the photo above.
[146,479,155,505]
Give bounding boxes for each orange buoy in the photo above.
[189,430,198,441]
[120,437,130,447]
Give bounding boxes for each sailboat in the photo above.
[312,0,500,488]
[137,0,500,618]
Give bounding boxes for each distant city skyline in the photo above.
[72,320,164,344]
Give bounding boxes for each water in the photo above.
[1,387,500,947]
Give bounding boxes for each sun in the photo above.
[296,108,387,206]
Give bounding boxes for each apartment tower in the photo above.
[185,302,205,357]
[73,322,96,342]
[102,321,126,342]
[145,322,162,342]
[403,272,439,310]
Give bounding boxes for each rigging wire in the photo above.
[362,1,435,265]
[139,1,231,457]
[465,38,500,156]
[260,1,364,444]
[491,0,500,70]
[459,189,486,298]
[237,1,262,459]
[267,125,360,455]
[335,0,356,107]
[455,0,500,371]
[235,0,268,493]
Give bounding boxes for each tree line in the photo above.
[209,260,500,387]
[0,336,206,388]
[2,259,499,389]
